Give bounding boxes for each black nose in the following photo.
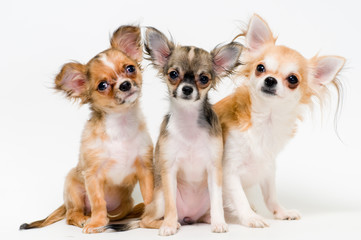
[119,81,131,92]
[182,86,193,96]
[264,77,277,88]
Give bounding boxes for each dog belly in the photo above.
[176,182,210,224]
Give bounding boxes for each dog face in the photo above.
[164,46,214,102]
[55,26,143,113]
[240,15,345,105]
[145,27,243,104]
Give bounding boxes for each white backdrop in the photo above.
[1,0,360,239]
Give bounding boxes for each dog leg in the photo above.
[207,160,228,233]
[159,170,179,236]
[82,172,108,233]
[135,150,154,205]
[140,189,168,229]
[64,169,89,228]
[260,173,301,220]
[224,174,269,227]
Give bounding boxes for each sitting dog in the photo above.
[20,25,154,234]
[214,14,345,227]
[105,26,242,236]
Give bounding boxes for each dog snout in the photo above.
[119,81,132,92]
[264,77,277,88]
[182,86,194,96]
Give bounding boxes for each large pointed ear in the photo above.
[145,27,174,69]
[55,62,88,102]
[310,56,345,90]
[111,25,142,62]
[246,14,275,51]
[211,42,243,77]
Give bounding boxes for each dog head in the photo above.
[55,25,143,113]
[145,27,242,105]
[239,14,345,106]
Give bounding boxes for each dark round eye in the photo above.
[169,71,179,79]
[287,75,298,84]
[126,65,136,73]
[199,75,209,84]
[256,64,266,73]
[97,81,108,91]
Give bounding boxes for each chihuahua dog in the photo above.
[20,25,154,234]
[214,14,345,228]
[105,27,242,236]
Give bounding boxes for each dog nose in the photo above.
[182,86,193,96]
[119,81,131,92]
[264,77,277,88]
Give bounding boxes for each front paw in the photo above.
[159,221,180,236]
[241,213,269,228]
[211,222,228,233]
[82,219,108,234]
[274,209,301,220]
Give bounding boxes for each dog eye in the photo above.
[199,75,209,84]
[126,65,136,73]
[169,71,179,79]
[287,75,298,84]
[97,81,109,91]
[256,64,266,73]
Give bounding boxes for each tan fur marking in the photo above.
[214,85,252,142]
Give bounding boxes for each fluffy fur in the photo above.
[105,27,242,236]
[214,14,345,227]
[20,26,154,234]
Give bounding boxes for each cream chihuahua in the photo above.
[20,25,154,233]
[105,27,242,236]
[214,14,345,227]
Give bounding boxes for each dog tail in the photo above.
[103,203,145,232]
[105,220,141,232]
[19,204,66,230]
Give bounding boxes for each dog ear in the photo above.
[111,25,142,63]
[145,27,174,69]
[55,62,89,102]
[310,56,345,90]
[246,14,275,52]
[211,42,243,77]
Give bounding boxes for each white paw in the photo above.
[211,222,228,233]
[274,209,301,220]
[158,222,180,236]
[241,213,269,228]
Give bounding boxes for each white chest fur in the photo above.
[223,98,301,187]
[165,102,220,184]
[92,109,151,185]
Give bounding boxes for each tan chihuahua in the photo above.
[20,25,154,234]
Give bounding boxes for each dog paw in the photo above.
[158,222,180,236]
[274,209,301,220]
[82,220,108,234]
[211,222,228,233]
[241,213,269,228]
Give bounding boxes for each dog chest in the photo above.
[165,115,219,183]
[102,112,149,185]
[224,128,275,187]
